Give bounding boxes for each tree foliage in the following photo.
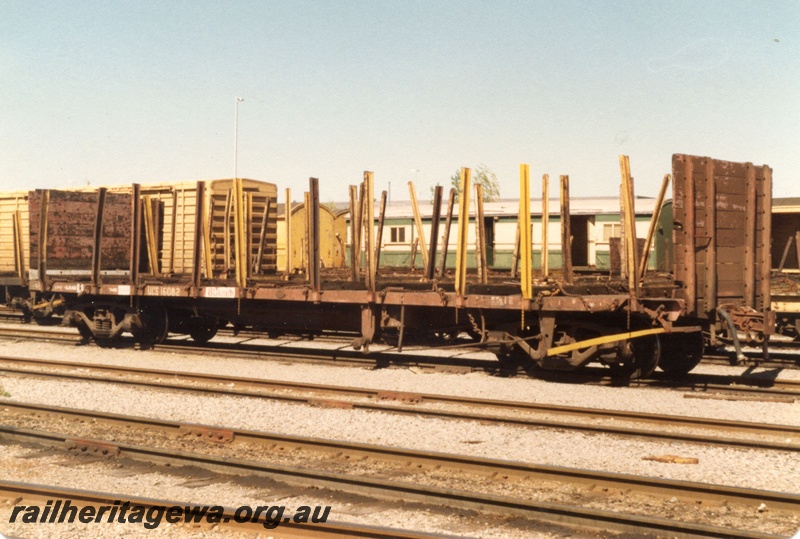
[448,164,501,202]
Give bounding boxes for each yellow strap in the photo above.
[546,328,666,357]
[33,298,64,310]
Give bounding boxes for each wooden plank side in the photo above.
[0,193,28,275]
[683,156,697,313]
[715,192,747,212]
[31,190,97,272]
[717,246,750,264]
[697,263,744,286]
[26,189,134,274]
[694,275,745,299]
[713,159,750,179]
[671,155,686,285]
[716,176,748,196]
[715,263,747,282]
[717,281,748,298]
[743,164,756,307]
[758,165,772,312]
[704,158,717,313]
[716,228,747,248]
[695,246,751,267]
[672,154,768,314]
[99,191,133,271]
[716,211,747,230]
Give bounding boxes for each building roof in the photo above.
[277,196,660,219]
[377,196,659,219]
[773,197,800,213]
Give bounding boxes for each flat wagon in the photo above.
[1,154,777,378]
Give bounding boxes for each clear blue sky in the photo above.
[2,1,798,202]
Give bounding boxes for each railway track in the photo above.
[2,400,798,513]
[0,355,797,451]
[1,322,799,394]
[703,351,800,369]
[0,480,448,539]
[0,406,793,539]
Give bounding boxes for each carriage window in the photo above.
[602,223,621,242]
[389,227,406,243]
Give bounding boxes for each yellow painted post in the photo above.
[408,181,428,271]
[618,182,626,278]
[285,188,292,277]
[233,177,247,288]
[130,183,141,285]
[223,189,232,275]
[519,165,532,299]
[455,168,471,297]
[353,184,363,275]
[142,195,159,275]
[202,188,213,279]
[168,189,178,274]
[541,174,549,279]
[618,155,639,298]
[364,171,376,291]
[246,192,254,278]
[13,210,25,284]
[303,191,311,275]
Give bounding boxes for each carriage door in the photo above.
[570,215,589,267]
[484,217,495,266]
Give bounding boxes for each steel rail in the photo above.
[0,325,80,342]
[157,338,800,391]
[0,479,452,539]
[157,341,800,394]
[641,375,800,396]
[0,356,798,452]
[126,343,800,394]
[701,353,800,369]
[2,400,798,513]
[0,425,787,539]
[2,323,800,388]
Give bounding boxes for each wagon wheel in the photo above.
[493,325,539,369]
[76,320,94,344]
[189,319,218,345]
[658,331,704,376]
[606,330,661,380]
[550,324,602,368]
[135,305,169,348]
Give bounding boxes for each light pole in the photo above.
[234,96,244,179]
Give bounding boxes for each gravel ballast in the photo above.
[1,336,799,538]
